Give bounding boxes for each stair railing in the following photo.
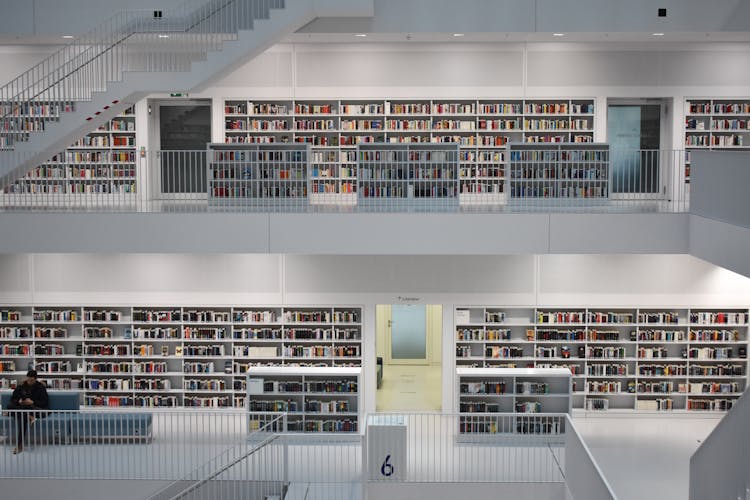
[0,0,282,150]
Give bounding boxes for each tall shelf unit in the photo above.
[1,107,137,200]
[456,367,571,438]
[223,98,595,205]
[247,366,361,433]
[684,98,750,182]
[455,306,748,412]
[0,305,362,411]
[508,143,609,201]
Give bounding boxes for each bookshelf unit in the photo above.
[0,305,362,409]
[357,143,459,208]
[224,98,595,205]
[247,366,360,433]
[455,306,748,413]
[684,98,750,182]
[508,143,609,201]
[0,101,76,150]
[2,107,137,202]
[456,367,571,438]
[207,143,310,208]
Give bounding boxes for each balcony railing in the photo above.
[0,409,616,500]
[0,148,690,214]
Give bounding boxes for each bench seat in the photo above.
[70,413,153,441]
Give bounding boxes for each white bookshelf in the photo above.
[455,306,748,413]
[684,98,750,182]
[0,305,362,409]
[247,366,361,433]
[1,107,137,202]
[456,367,571,437]
[223,98,595,205]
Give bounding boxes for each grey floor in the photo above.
[572,414,721,500]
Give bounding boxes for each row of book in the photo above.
[688,103,750,114]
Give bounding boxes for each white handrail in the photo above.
[0,0,282,149]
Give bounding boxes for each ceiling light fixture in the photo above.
[553,33,565,37]
[158,34,170,39]
[453,33,464,37]
[652,32,665,36]
[62,35,74,39]
[355,33,367,37]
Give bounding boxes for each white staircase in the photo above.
[0,0,371,184]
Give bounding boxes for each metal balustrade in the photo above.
[0,410,616,500]
[0,409,282,480]
[0,148,690,213]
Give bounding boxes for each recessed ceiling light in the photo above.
[553,33,565,37]
[158,34,170,39]
[453,33,465,37]
[652,33,665,36]
[355,33,367,37]
[62,35,74,39]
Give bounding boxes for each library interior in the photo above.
[1,1,750,500]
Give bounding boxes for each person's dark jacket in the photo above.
[10,381,49,410]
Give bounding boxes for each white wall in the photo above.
[149,41,750,152]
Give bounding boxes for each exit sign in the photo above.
[170,92,188,98]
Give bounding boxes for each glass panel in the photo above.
[391,305,426,360]
[160,105,211,193]
[608,105,660,194]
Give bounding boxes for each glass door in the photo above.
[388,305,428,365]
[151,100,212,199]
[607,101,663,197]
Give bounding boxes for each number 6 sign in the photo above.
[380,454,394,477]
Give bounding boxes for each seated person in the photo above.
[7,369,49,454]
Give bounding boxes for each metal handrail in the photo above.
[0,0,278,149]
[146,413,285,500]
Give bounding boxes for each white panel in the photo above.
[33,0,184,34]
[270,214,549,254]
[548,213,689,253]
[0,2,33,35]
[0,255,31,292]
[299,0,534,33]
[690,215,750,280]
[539,254,750,305]
[296,48,523,87]
[536,0,750,32]
[528,49,750,88]
[284,255,535,293]
[0,214,270,253]
[0,46,57,86]
[212,50,293,88]
[691,151,750,229]
[31,254,281,304]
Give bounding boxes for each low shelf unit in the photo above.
[246,366,361,433]
[456,367,571,438]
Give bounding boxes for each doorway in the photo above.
[149,99,212,198]
[607,98,671,197]
[375,304,442,411]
